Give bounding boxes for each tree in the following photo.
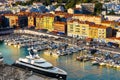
[94,2,102,15]
[44,0,51,6]
[82,0,91,3]
[57,0,63,3]
[65,0,75,9]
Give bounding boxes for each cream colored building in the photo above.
[67,19,90,38]
[116,31,120,37]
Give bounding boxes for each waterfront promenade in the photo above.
[1,29,120,55]
[14,29,120,54]
[1,30,120,80]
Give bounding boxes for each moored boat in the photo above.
[99,62,106,66]
[92,61,99,65]
[12,49,67,80]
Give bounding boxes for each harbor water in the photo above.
[0,43,120,80]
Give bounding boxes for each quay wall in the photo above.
[14,29,59,38]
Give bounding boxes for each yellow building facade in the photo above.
[35,14,54,31]
[67,19,90,38]
[67,19,112,39]
[101,20,116,29]
[28,15,36,28]
[35,15,43,29]
[53,21,66,33]
[67,19,80,37]
[98,26,112,39]
[80,22,90,37]
[5,14,18,27]
[89,25,98,38]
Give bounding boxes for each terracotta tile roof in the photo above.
[73,14,101,18]
[107,37,120,40]
[101,20,115,24]
[55,11,73,18]
[4,13,17,16]
[68,19,94,25]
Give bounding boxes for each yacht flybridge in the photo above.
[13,49,67,80]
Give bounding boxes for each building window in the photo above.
[11,20,14,24]
[76,25,79,27]
[82,26,86,30]
[70,30,73,32]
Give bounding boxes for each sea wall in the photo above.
[14,29,59,38]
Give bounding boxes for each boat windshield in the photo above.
[35,62,45,63]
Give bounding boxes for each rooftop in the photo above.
[101,20,115,24]
[54,21,66,25]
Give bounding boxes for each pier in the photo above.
[2,29,120,55]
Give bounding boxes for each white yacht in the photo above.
[0,52,3,62]
[13,49,67,80]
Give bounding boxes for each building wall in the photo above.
[0,16,9,28]
[48,16,54,31]
[106,27,112,38]
[36,17,42,29]
[74,22,81,36]
[80,23,90,37]
[67,19,113,39]
[42,15,54,31]
[67,20,90,38]
[98,28,106,39]
[28,16,36,28]
[5,15,18,27]
[101,22,114,28]
[67,22,74,36]
[89,26,98,38]
[98,27,112,39]
[35,14,54,31]
[53,22,66,34]
[116,31,120,37]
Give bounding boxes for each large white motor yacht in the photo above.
[13,49,67,80]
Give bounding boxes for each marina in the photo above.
[0,0,120,80]
[1,33,120,80]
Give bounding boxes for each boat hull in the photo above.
[12,63,67,80]
[0,58,3,62]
